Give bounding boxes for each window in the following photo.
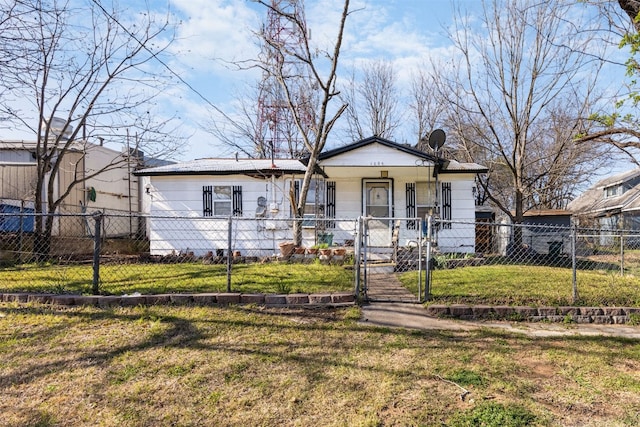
[203,185,242,216]
[407,182,438,229]
[293,179,335,227]
[604,185,622,198]
[406,183,416,228]
[415,181,437,219]
[293,179,332,216]
[441,182,452,229]
[304,179,326,216]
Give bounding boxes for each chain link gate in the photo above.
[356,217,426,303]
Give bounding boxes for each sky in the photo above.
[150,0,479,161]
[3,0,633,177]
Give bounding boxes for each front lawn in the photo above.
[1,304,639,426]
[399,265,640,307]
[0,262,354,295]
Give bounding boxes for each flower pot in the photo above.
[278,242,296,258]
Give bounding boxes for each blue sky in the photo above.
[4,0,630,174]
[157,0,482,160]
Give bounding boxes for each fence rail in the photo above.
[1,212,640,305]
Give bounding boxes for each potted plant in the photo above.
[278,241,296,258]
[316,243,331,256]
[333,248,346,256]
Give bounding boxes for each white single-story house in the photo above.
[134,136,488,257]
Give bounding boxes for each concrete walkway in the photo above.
[360,272,640,339]
[360,302,640,338]
[364,273,418,303]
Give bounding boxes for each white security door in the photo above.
[364,180,392,246]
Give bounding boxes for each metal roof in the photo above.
[440,159,488,173]
[568,168,640,216]
[134,158,322,177]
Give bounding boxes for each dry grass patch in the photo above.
[1,303,640,426]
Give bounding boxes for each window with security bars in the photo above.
[203,185,242,216]
[441,182,452,229]
[293,179,335,227]
[406,181,436,229]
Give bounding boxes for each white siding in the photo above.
[320,143,435,167]
[144,146,482,255]
[324,166,478,253]
[146,175,293,218]
[146,174,300,256]
[84,145,139,214]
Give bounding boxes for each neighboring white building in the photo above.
[135,136,488,257]
[0,139,159,236]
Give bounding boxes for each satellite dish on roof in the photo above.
[43,117,73,139]
[428,129,446,150]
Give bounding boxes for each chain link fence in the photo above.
[2,210,640,304]
[423,218,640,305]
[0,211,360,295]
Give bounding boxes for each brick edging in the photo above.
[0,292,356,307]
[425,304,640,324]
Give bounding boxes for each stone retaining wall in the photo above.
[425,304,640,324]
[0,292,356,307]
[3,292,638,324]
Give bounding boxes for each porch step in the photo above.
[363,251,393,263]
[361,262,395,274]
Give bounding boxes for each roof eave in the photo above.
[134,167,327,178]
[439,167,489,174]
[315,136,437,162]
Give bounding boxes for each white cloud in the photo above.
[169,0,261,75]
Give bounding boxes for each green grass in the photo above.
[0,262,353,295]
[5,257,640,307]
[399,264,640,307]
[1,303,639,426]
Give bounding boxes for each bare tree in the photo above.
[205,81,314,159]
[431,0,608,239]
[574,1,640,160]
[203,85,270,159]
[253,0,350,245]
[341,60,401,141]
[409,67,449,148]
[0,0,180,258]
[208,1,319,160]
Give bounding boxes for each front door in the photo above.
[364,180,392,246]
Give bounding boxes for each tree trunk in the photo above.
[293,219,303,247]
[512,189,524,248]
